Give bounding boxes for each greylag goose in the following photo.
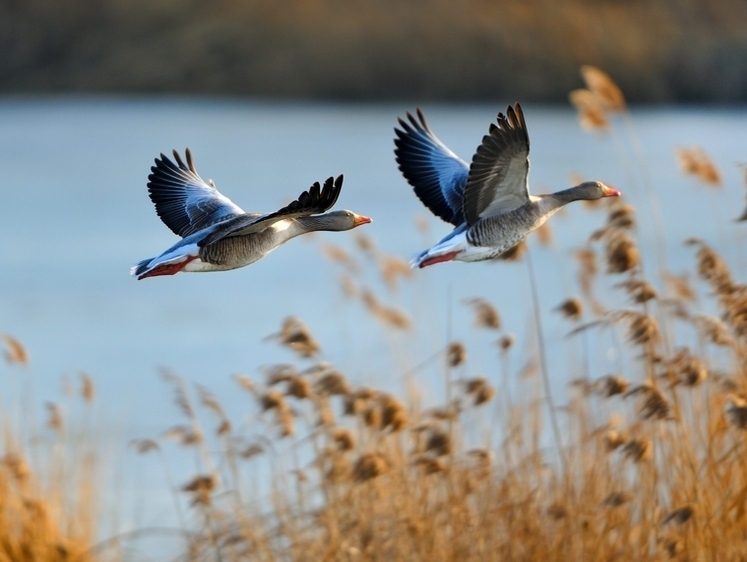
[394,103,620,268]
[132,149,371,280]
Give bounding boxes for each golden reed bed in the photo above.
[2,68,747,561]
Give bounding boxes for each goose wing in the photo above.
[394,108,468,226]
[198,175,344,247]
[147,148,245,238]
[462,103,531,226]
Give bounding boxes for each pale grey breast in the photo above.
[466,202,544,255]
[198,227,279,268]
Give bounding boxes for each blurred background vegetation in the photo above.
[1,0,746,102]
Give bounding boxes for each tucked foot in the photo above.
[138,256,198,280]
[419,250,460,268]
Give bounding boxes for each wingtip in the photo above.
[171,149,185,169]
[416,107,427,127]
[185,148,197,174]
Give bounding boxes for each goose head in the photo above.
[308,210,373,232]
[571,181,621,200]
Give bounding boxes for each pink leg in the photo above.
[419,251,460,268]
[138,256,198,280]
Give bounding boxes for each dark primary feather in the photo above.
[198,175,345,247]
[394,108,468,226]
[147,148,244,238]
[463,103,531,225]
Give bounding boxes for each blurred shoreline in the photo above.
[2,0,746,103]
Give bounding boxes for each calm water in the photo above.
[1,97,746,536]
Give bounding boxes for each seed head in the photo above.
[161,425,203,446]
[217,420,231,435]
[569,89,609,132]
[687,239,732,291]
[720,291,747,337]
[463,298,501,330]
[379,255,413,292]
[694,315,733,347]
[317,400,335,426]
[446,342,467,367]
[315,369,351,396]
[497,334,515,352]
[353,452,388,482]
[474,384,496,406]
[361,290,412,329]
[415,456,448,475]
[625,313,660,345]
[238,443,264,459]
[380,394,408,432]
[637,387,672,420]
[604,430,627,451]
[547,501,569,520]
[286,375,313,399]
[424,429,451,457]
[46,403,63,432]
[182,474,216,506]
[661,505,694,526]
[278,408,295,437]
[605,233,640,274]
[268,317,321,358]
[80,372,95,402]
[265,364,298,385]
[332,428,356,451]
[622,437,652,462]
[670,350,708,387]
[601,491,633,508]
[580,65,626,112]
[664,271,696,303]
[2,453,30,483]
[234,374,256,394]
[197,385,225,418]
[676,147,722,186]
[598,375,630,397]
[465,377,495,406]
[556,297,584,321]
[617,279,657,304]
[607,203,636,230]
[726,395,747,430]
[347,388,375,413]
[260,390,287,412]
[131,439,160,455]
[1,334,29,366]
[321,243,359,272]
[355,233,376,256]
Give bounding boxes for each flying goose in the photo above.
[394,103,620,268]
[132,149,371,280]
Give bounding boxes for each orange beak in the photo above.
[601,183,621,197]
[354,214,373,226]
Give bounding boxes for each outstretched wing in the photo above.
[146,148,244,238]
[463,103,531,226]
[198,175,344,247]
[394,108,468,226]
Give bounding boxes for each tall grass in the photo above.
[3,70,747,560]
[0,351,101,562]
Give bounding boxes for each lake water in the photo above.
[1,97,746,540]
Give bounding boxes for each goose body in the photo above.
[132,149,371,280]
[395,103,620,268]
